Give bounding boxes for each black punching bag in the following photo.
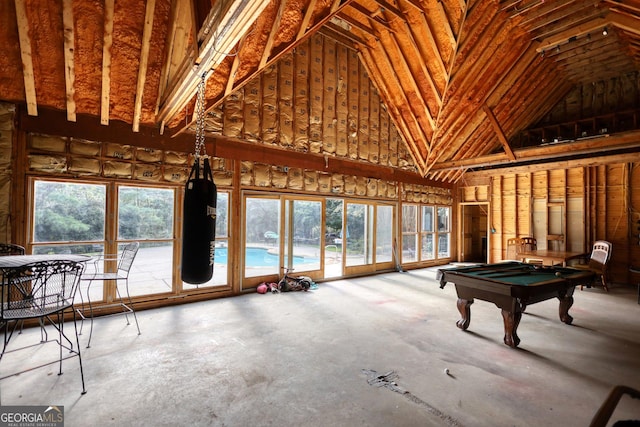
[181,157,217,284]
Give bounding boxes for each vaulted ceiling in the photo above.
[1,0,639,183]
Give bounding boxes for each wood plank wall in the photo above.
[462,162,640,287]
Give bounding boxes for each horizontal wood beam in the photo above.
[430,129,640,172]
[17,107,451,189]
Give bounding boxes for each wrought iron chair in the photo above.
[589,385,640,427]
[574,240,613,291]
[0,260,86,396]
[77,242,141,348]
[0,243,25,256]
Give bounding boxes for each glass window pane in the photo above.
[118,186,174,240]
[402,234,418,262]
[402,205,417,232]
[215,192,229,238]
[437,207,450,232]
[33,181,106,242]
[438,234,450,258]
[346,203,367,267]
[376,205,393,263]
[292,200,322,272]
[245,197,280,278]
[422,206,434,232]
[421,234,435,260]
[130,241,173,296]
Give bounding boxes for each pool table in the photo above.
[438,262,595,348]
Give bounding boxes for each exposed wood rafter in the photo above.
[62,0,76,122]
[100,0,114,125]
[14,0,37,116]
[132,0,156,133]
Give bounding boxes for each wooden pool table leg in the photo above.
[557,287,575,324]
[501,309,522,348]
[456,298,473,330]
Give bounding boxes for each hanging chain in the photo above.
[194,73,207,159]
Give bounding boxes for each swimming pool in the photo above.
[213,247,316,267]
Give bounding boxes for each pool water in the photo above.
[213,247,315,267]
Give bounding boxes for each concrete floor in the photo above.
[1,267,639,426]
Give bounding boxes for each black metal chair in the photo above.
[0,244,25,256]
[0,260,86,397]
[77,242,141,348]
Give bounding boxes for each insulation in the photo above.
[317,172,331,193]
[213,171,233,186]
[344,175,356,195]
[165,151,188,165]
[366,179,377,197]
[336,44,348,158]
[30,134,66,152]
[279,53,294,147]
[309,34,323,154]
[136,147,163,163]
[387,182,397,199]
[164,166,189,183]
[69,157,100,175]
[254,163,271,187]
[271,166,287,188]
[377,180,387,198]
[224,92,244,139]
[105,143,133,160]
[347,49,358,160]
[369,88,380,163]
[28,154,67,173]
[294,41,310,152]
[322,39,337,155]
[102,161,132,178]
[240,161,254,186]
[204,107,224,133]
[70,138,100,156]
[288,167,303,190]
[355,176,366,196]
[135,164,162,181]
[244,79,261,143]
[331,173,344,193]
[262,64,278,145]
[304,170,318,192]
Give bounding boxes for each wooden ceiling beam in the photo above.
[482,104,516,161]
[535,16,609,52]
[337,10,378,37]
[100,0,115,125]
[296,0,319,40]
[132,0,156,132]
[14,0,37,116]
[157,0,271,126]
[609,11,640,36]
[321,23,364,47]
[259,0,287,69]
[62,0,76,122]
[432,129,640,172]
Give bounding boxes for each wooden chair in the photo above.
[520,237,543,264]
[505,238,524,261]
[574,240,612,291]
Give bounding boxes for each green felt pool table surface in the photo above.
[441,262,589,286]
